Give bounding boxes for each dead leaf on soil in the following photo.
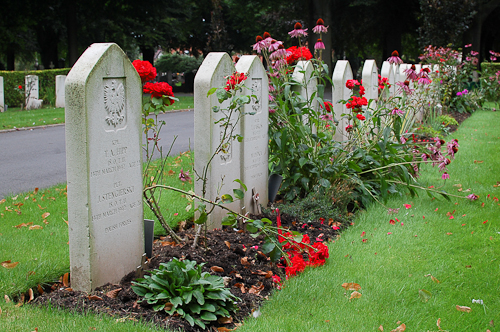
[37,285,44,295]
[233,283,246,293]
[106,288,122,298]
[342,282,361,291]
[224,241,231,249]
[88,295,103,301]
[241,257,251,266]
[211,266,224,273]
[390,323,406,332]
[349,291,362,300]
[248,282,264,295]
[456,305,471,313]
[16,294,25,307]
[217,316,233,324]
[1,260,19,269]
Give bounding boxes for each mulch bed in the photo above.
[31,109,473,331]
[33,212,345,331]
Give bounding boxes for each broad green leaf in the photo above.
[419,289,432,303]
[233,188,245,200]
[207,87,217,96]
[200,311,217,321]
[233,179,248,191]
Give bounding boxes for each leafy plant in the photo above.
[131,258,240,329]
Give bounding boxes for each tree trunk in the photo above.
[141,46,155,65]
[6,46,15,71]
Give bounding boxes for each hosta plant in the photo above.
[131,258,240,329]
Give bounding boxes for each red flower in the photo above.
[346,96,368,110]
[359,85,365,96]
[18,85,22,89]
[356,113,366,121]
[345,79,360,89]
[345,124,353,132]
[285,253,306,278]
[224,72,247,91]
[322,101,333,112]
[143,82,175,105]
[132,60,157,83]
[308,242,329,267]
[389,219,396,225]
[286,46,313,65]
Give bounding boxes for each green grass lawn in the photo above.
[0,96,194,130]
[238,109,500,331]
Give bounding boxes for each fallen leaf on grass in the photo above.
[342,282,361,291]
[13,222,33,228]
[34,188,39,195]
[419,289,432,302]
[88,295,103,301]
[211,266,224,273]
[424,274,441,283]
[349,291,362,300]
[62,218,68,225]
[16,294,25,307]
[0,199,5,204]
[379,325,384,331]
[29,225,43,230]
[41,212,50,219]
[474,160,484,164]
[1,260,19,269]
[106,288,122,298]
[437,318,442,330]
[390,323,406,332]
[456,305,471,313]
[27,289,34,303]
[446,232,453,235]
[37,204,46,210]
[4,295,10,303]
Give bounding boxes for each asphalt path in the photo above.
[0,110,194,199]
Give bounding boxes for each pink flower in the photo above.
[361,231,366,237]
[471,50,479,56]
[391,108,404,116]
[387,50,403,65]
[320,114,333,121]
[269,46,289,60]
[389,219,396,225]
[174,212,178,216]
[467,194,479,201]
[314,39,325,50]
[362,239,367,243]
[404,204,412,209]
[345,124,353,132]
[288,22,308,38]
[404,65,418,81]
[442,172,450,180]
[312,18,328,34]
[179,168,191,182]
[332,226,340,230]
[465,44,472,48]
[483,220,488,224]
[387,232,392,235]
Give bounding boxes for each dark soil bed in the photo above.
[34,211,344,331]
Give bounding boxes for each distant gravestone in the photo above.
[361,60,378,108]
[194,52,241,229]
[396,64,411,96]
[235,55,269,215]
[292,61,318,133]
[332,60,353,142]
[0,77,4,112]
[25,75,43,110]
[65,43,144,292]
[380,61,395,97]
[55,75,66,108]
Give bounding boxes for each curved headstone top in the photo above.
[332,60,353,142]
[381,61,395,97]
[361,59,379,104]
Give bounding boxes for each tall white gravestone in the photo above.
[194,52,241,229]
[0,77,4,112]
[235,55,269,215]
[361,60,379,109]
[332,60,353,142]
[55,75,67,108]
[380,61,395,97]
[25,75,42,110]
[292,61,318,133]
[65,43,144,292]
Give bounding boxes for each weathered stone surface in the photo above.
[332,60,353,142]
[65,43,144,292]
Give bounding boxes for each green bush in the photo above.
[155,53,203,74]
[131,258,239,329]
[481,62,500,72]
[0,68,70,106]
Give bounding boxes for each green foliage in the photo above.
[480,62,500,101]
[0,69,70,106]
[155,53,204,73]
[131,258,239,329]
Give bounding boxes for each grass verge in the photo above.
[0,96,194,130]
[238,109,500,331]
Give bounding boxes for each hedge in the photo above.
[481,62,500,72]
[0,68,71,107]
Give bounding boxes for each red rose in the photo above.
[356,113,366,121]
[143,82,175,105]
[308,242,329,267]
[322,101,333,112]
[18,85,22,89]
[345,79,360,90]
[132,60,157,83]
[285,252,306,278]
[224,72,247,91]
[359,85,365,96]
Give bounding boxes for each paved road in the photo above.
[0,110,194,199]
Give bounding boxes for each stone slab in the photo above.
[56,75,66,108]
[332,60,353,141]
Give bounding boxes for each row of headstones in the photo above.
[0,75,67,112]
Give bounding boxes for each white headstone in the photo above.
[292,61,318,133]
[0,77,4,112]
[332,60,353,141]
[361,60,378,108]
[194,52,241,229]
[25,75,43,110]
[380,61,395,97]
[65,43,144,292]
[235,55,269,215]
[55,75,66,108]
[397,63,411,95]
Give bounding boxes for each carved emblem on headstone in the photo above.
[219,123,233,164]
[104,79,125,127]
[251,78,262,114]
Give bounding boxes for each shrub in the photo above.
[131,258,239,329]
[155,53,203,74]
[0,69,70,106]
